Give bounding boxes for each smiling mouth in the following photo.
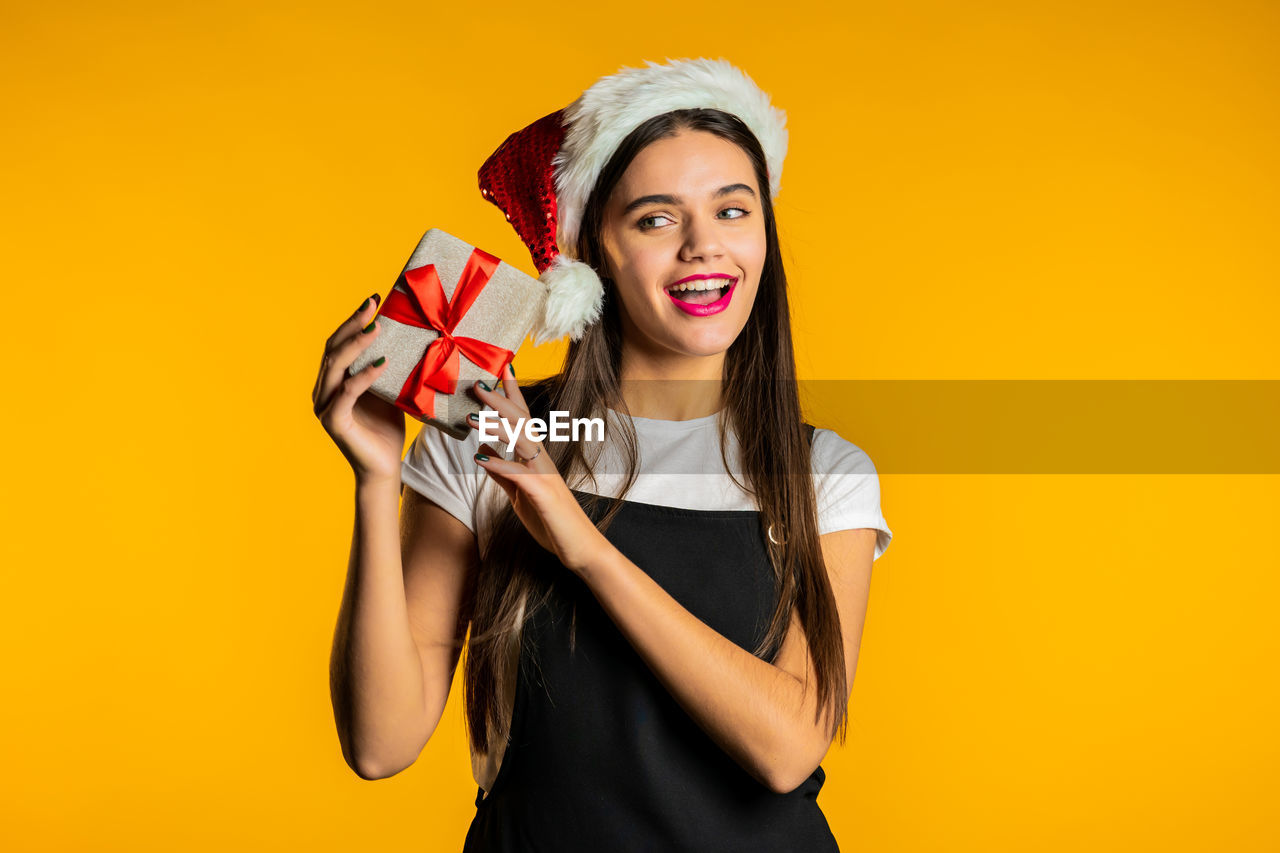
[664,276,738,317]
[664,276,737,306]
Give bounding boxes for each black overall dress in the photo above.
[463,389,837,852]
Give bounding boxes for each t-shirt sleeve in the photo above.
[811,428,893,561]
[400,420,485,533]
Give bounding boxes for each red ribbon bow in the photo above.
[376,247,513,420]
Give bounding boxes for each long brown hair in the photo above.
[463,108,849,756]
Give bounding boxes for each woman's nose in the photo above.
[679,217,725,263]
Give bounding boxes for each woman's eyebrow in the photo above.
[622,193,680,215]
[714,183,756,199]
[621,184,758,215]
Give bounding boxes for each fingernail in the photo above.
[474,452,489,462]
[478,381,491,392]
[372,356,386,367]
[507,363,515,378]
[358,297,370,311]
[362,320,376,334]
[467,412,478,422]
[371,292,380,307]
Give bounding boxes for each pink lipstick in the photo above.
[665,275,738,317]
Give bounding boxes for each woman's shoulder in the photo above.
[806,426,893,557]
[807,426,880,477]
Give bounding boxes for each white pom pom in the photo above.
[534,255,604,345]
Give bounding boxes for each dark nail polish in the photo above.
[372,356,386,367]
[467,412,478,422]
[478,381,491,392]
[507,363,515,378]
[371,292,380,307]
[361,320,376,334]
[474,452,489,462]
[358,297,370,312]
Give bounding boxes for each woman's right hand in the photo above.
[312,294,404,484]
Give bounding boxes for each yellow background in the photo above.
[4,0,1277,850]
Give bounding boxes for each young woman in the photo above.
[315,59,892,851]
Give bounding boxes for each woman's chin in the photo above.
[663,325,744,359]
[624,306,751,361]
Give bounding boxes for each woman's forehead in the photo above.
[612,130,759,203]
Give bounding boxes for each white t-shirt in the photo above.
[400,406,892,561]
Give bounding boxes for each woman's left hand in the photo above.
[468,364,607,575]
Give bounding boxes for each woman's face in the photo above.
[600,129,767,362]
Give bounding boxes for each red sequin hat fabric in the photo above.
[478,110,565,276]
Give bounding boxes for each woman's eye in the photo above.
[718,207,749,220]
[638,214,674,230]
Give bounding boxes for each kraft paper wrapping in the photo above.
[348,228,546,441]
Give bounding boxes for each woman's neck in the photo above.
[616,348,725,421]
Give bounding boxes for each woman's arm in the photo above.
[329,477,478,780]
[313,296,479,780]
[575,526,878,794]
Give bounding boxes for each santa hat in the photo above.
[478,58,789,346]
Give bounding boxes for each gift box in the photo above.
[348,228,547,441]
